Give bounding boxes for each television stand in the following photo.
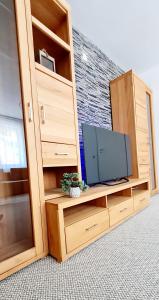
[46,178,149,262]
[102,177,129,186]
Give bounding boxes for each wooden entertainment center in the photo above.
[0,0,157,280]
[46,179,149,262]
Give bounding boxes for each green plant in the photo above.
[60,173,88,193]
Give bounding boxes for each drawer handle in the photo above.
[85,224,98,231]
[41,105,46,124]
[120,207,127,213]
[140,198,145,202]
[55,152,69,156]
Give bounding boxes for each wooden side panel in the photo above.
[46,203,64,260]
[110,71,138,178]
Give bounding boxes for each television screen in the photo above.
[82,124,132,185]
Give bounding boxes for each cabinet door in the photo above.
[0,0,43,277]
[36,69,76,145]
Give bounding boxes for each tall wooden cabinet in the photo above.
[110,70,158,194]
[0,0,80,280]
[0,0,44,280]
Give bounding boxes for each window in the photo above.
[0,116,27,171]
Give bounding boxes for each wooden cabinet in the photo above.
[110,70,158,194]
[0,0,44,280]
[46,179,150,262]
[1,0,80,281]
[24,0,80,203]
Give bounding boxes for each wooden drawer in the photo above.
[109,198,133,227]
[134,191,149,211]
[36,69,76,144]
[65,210,109,253]
[42,142,77,167]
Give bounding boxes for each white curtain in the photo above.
[0,116,27,171]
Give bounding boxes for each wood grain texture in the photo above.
[32,16,70,52]
[46,178,150,261]
[110,70,157,194]
[42,142,78,167]
[109,197,133,227]
[110,70,138,178]
[65,209,109,253]
[133,190,149,211]
[36,69,76,145]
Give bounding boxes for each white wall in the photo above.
[140,65,159,180]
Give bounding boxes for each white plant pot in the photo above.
[69,187,81,198]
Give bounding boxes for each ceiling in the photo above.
[68,0,159,73]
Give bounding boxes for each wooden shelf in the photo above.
[132,189,148,197]
[64,204,107,227]
[32,16,70,52]
[107,195,131,208]
[30,0,69,44]
[45,188,64,200]
[47,178,149,209]
[35,62,73,87]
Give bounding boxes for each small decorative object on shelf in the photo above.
[61,173,88,198]
[38,49,56,72]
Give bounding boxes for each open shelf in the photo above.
[107,195,131,208]
[32,16,70,52]
[64,204,107,227]
[43,166,78,200]
[30,0,69,44]
[132,181,149,197]
[32,26,72,81]
[107,188,132,208]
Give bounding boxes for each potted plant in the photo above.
[61,173,88,198]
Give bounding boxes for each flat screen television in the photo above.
[82,124,132,185]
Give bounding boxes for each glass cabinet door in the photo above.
[0,0,36,263]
